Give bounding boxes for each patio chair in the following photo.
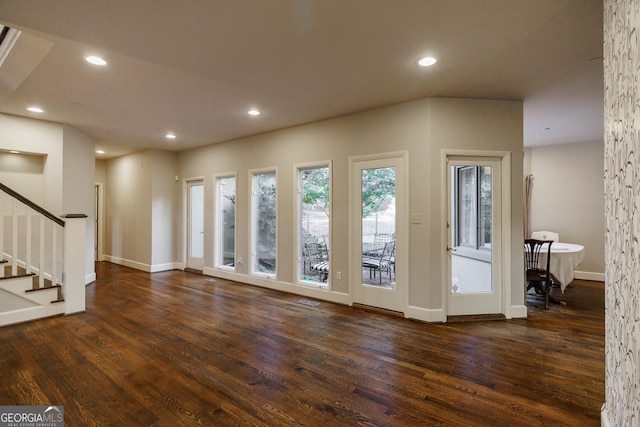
[362,241,395,285]
[309,242,329,282]
[374,233,395,245]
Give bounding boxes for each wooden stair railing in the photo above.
[0,182,65,293]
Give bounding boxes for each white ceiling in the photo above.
[0,0,603,158]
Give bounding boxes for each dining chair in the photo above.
[524,238,554,309]
[531,231,559,242]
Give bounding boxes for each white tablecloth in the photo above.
[538,242,585,293]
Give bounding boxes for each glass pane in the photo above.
[479,166,492,249]
[189,184,204,259]
[254,172,276,275]
[457,167,477,248]
[361,167,396,289]
[450,165,492,294]
[217,176,236,267]
[299,167,330,285]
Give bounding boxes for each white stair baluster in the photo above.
[51,225,57,287]
[39,215,45,288]
[11,198,17,276]
[26,207,32,275]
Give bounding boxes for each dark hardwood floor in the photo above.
[0,262,604,426]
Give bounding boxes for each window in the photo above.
[297,164,330,287]
[454,166,492,251]
[215,175,236,269]
[251,170,277,276]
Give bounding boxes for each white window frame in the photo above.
[294,161,332,288]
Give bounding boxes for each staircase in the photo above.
[0,182,87,327]
[0,266,65,326]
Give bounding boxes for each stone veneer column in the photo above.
[604,0,640,425]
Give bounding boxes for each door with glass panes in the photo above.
[447,157,502,315]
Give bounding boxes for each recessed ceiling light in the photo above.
[96,150,105,154]
[165,133,176,139]
[27,106,44,113]
[417,56,437,67]
[248,109,261,116]
[9,150,20,154]
[85,55,107,66]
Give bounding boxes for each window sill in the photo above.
[452,247,491,263]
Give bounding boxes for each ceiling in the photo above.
[0,0,603,159]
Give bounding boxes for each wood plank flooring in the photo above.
[0,262,604,426]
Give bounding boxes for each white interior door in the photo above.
[447,157,502,316]
[187,180,204,270]
[351,154,407,313]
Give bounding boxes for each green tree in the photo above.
[301,167,330,216]
[300,166,396,219]
[361,167,396,218]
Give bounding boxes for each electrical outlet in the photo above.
[336,271,341,280]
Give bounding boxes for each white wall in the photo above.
[0,113,96,283]
[526,140,605,276]
[0,114,63,213]
[95,159,106,184]
[0,152,44,203]
[150,150,179,267]
[104,149,179,271]
[105,151,153,267]
[173,97,523,317]
[62,125,96,282]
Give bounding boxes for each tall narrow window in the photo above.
[215,175,236,269]
[297,165,330,287]
[252,170,277,276]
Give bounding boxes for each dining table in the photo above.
[537,242,585,293]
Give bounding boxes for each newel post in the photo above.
[63,214,87,315]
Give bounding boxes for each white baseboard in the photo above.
[508,304,528,319]
[104,256,180,273]
[202,268,351,305]
[0,305,64,327]
[405,305,446,322]
[575,271,605,282]
[85,272,96,285]
[150,262,180,273]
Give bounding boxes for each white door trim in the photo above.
[348,151,409,314]
[94,182,105,262]
[182,177,205,270]
[440,149,512,318]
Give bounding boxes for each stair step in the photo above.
[25,285,63,304]
[0,273,35,281]
[25,284,61,293]
[0,275,62,306]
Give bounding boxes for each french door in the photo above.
[351,153,407,313]
[186,180,204,271]
[446,157,502,316]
